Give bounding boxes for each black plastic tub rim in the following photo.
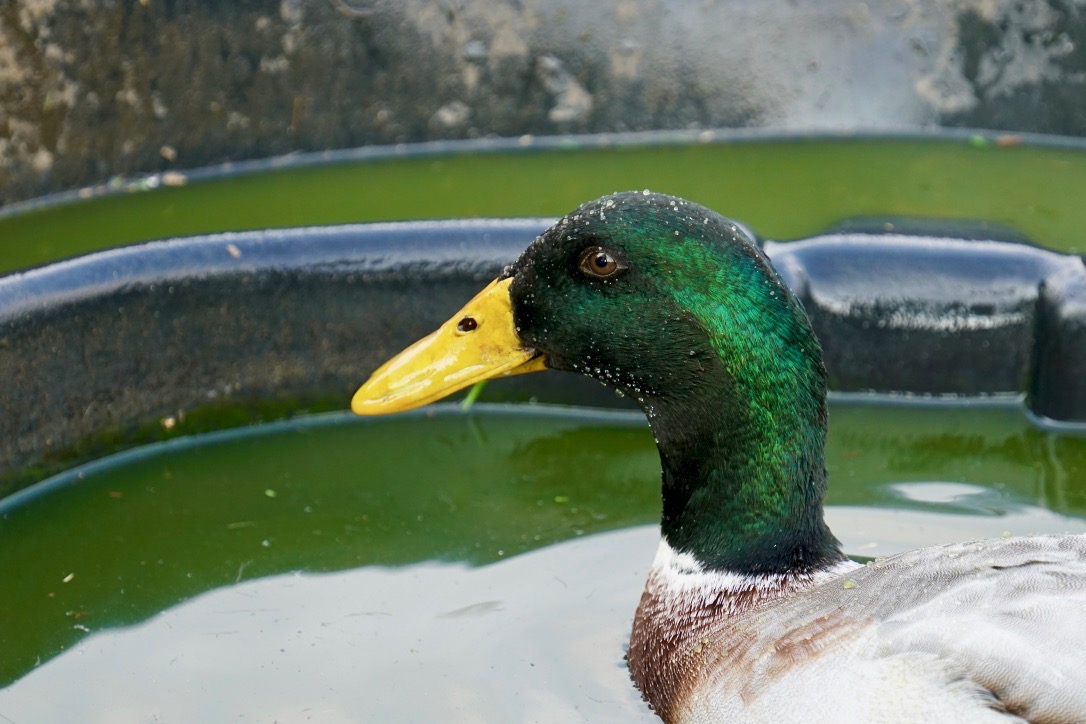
[4,215,1086,497]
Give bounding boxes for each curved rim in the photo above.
[4,126,1086,222]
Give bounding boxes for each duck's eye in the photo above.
[457,317,478,332]
[579,248,621,279]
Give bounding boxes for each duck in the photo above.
[350,191,1086,723]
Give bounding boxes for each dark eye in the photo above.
[579,248,622,279]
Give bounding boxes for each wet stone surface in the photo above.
[1,0,1086,205]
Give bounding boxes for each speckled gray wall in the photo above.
[2,0,1084,206]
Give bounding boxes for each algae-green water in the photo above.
[1,400,1085,721]
[3,136,1086,274]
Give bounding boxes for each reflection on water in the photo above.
[1,528,660,723]
[891,481,992,504]
[1,400,1085,721]
[826,398,1086,515]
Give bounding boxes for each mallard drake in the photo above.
[351,192,1086,723]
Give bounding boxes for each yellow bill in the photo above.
[351,277,547,415]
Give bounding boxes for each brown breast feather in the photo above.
[628,571,864,722]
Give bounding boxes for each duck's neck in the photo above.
[642,300,847,577]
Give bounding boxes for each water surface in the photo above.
[2,136,1085,273]
[1,400,1085,721]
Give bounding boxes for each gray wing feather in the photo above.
[801,535,1086,721]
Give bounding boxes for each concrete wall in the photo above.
[2,0,1085,206]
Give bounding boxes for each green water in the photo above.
[2,137,1086,274]
[1,399,1085,719]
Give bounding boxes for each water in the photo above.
[1,400,1085,721]
[2,136,1086,274]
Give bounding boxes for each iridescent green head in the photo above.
[505,192,824,423]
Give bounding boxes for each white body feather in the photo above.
[634,535,1086,723]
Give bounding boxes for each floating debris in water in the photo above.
[439,600,502,618]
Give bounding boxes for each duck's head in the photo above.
[354,191,842,575]
[353,191,819,419]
